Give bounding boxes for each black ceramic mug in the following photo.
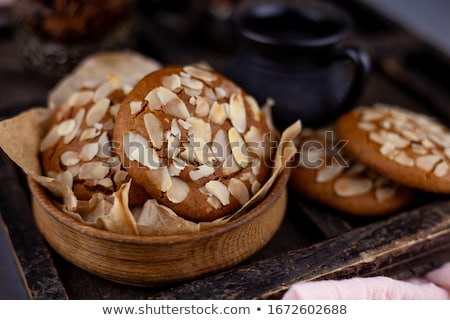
[225,0,371,129]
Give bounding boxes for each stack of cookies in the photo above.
[290,103,450,216]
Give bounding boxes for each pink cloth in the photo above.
[282,262,450,300]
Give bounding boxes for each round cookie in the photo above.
[336,104,450,194]
[289,128,415,216]
[113,65,272,222]
[40,76,150,207]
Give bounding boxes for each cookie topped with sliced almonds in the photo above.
[336,103,450,193]
[289,128,414,216]
[113,65,272,222]
[40,75,150,207]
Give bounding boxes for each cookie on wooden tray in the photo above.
[40,77,150,207]
[289,128,414,216]
[113,64,272,222]
[336,103,450,194]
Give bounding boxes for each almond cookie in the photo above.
[113,65,272,222]
[289,128,414,216]
[336,103,450,193]
[40,76,150,207]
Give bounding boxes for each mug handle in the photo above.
[333,45,371,112]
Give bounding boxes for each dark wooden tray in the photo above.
[1,0,450,299]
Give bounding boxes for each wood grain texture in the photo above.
[28,170,290,287]
[152,200,450,299]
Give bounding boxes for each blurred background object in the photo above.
[13,0,136,75]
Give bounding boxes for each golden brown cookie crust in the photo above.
[335,104,450,194]
[113,65,272,222]
[289,128,415,216]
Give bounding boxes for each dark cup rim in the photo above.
[234,0,353,49]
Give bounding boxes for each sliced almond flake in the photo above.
[56,170,73,189]
[64,108,85,144]
[333,177,373,197]
[394,151,414,167]
[375,187,397,203]
[244,126,264,156]
[162,74,181,91]
[360,109,384,122]
[422,138,436,149]
[113,170,128,184]
[386,149,400,160]
[401,129,419,141]
[214,87,228,99]
[94,81,115,102]
[245,95,262,122]
[434,161,449,177]
[170,119,181,138]
[368,131,385,145]
[385,132,409,148]
[79,162,109,180]
[60,150,80,167]
[180,143,196,163]
[229,93,247,133]
[189,96,197,105]
[179,71,191,79]
[167,135,180,159]
[228,127,249,167]
[103,119,114,131]
[183,87,202,97]
[144,88,162,111]
[204,86,217,101]
[380,119,392,130]
[444,148,450,160]
[207,195,221,209]
[168,161,184,176]
[223,153,241,175]
[122,84,133,95]
[57,119,77,136]
[380,141,396,156]
[149,166,172,192]
[209,101,227,124]
[130,101,143,115]
[166,177,190,203]
[205,180,230,206]
[189,164,215,181]
[389,108,411,122]
[411,142,427,155]
[316,166,344,183]
[183,65,217,83]
[228,178,250,205]
[80,128,99,141]
[251,180,261,195]
[212,129,229,160]
[80,142,99,161]
[251,158,261,176]
[187,117,212,143]
[96,132,111,158]
[177,119,192,130]
[357,122,376,131]
[153,87,190,119]
[66,164,80,179]
[97,178,113,188]
[143,113,163,148]
[109,103,121,117]
[345,163,366,176]
[67,90,94,107]
[46,171,58,178]
[86,98,110,126]
[40,126,62,151]
[415,154,442,172]
[195,96,210,117]
[429,133,450,148]
[181,76,204,91]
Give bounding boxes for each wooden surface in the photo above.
[1,0,450,299]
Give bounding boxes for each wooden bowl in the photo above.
[28,170,289,286]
